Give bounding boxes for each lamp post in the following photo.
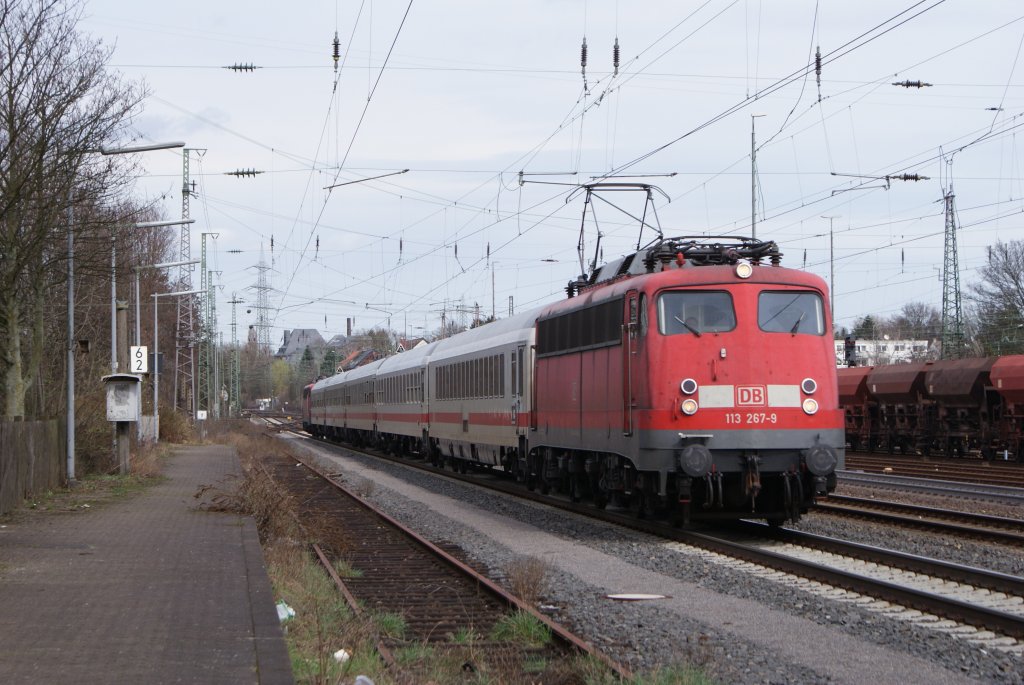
[66,140,184,484]
[134,255,198,441]
[152,289,204,442]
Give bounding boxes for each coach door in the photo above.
[623,290,639,435]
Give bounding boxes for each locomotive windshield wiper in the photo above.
[675,315,702,337]
[790,311,805,335]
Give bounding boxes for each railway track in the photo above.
[845,452,1024,488]
[837,469,1024,505]
[255,442,631,682]
[263,421,1024,653]
[814,494,1024,546]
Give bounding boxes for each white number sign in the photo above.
[130,346,148,374]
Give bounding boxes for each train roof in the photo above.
[867,362,928,402]
[837,366,873,405]
[427,309,538,362]
[924,357,995,404]
[990,355,1024,404]
[375,339,441,375]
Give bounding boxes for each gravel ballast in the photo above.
[286,435,1022,684]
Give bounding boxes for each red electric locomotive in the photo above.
[529,236,843,524]
[304,235,843,525]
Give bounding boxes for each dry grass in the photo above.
[159,408,196,444]
[0,441,171,521]
[264,543,381,685]
[505,555,551,605]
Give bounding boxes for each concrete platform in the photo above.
[0,444,293,684]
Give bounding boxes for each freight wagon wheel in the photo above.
[766,516,785,528]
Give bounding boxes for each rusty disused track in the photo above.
[815,494,1024,546]
[257,449,631,682]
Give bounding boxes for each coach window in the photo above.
[658,291,736,335]
[758,291,825,335]
[639,294,649,336]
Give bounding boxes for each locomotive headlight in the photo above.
[735,260,753,279]
[802,398,819,415]
[801,378,817,394]
[680,378,698,395]
[681,398,699,415]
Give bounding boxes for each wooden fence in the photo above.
[0,420,65,516]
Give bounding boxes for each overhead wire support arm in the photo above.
[830,170,930,192]
[323,168,409,190]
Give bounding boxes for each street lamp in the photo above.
[152,289,205,442]
[134,255,199,441]
[66,140,185,484]
[112,219,195,373]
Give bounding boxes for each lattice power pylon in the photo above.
[940,189,964,359]
[174,149,198,413]
[228,293,243,416]
[251,247,273,355]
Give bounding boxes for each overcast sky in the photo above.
[79,0,1024,345]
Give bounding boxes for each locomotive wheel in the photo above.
[767,516,785,528]
[569,473,583,503]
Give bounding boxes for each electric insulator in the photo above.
[815,46,821,79]
[581,37,588,68]
[333,31,340,68]
[613,37,620,76]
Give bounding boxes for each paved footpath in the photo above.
[0,444,293,685]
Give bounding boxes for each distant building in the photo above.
[275,328,326,364]
[834,338,935,367]
[396,337,427,352]
[324,334,348,350]
[339,348,379,371]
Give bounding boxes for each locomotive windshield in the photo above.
[657,291,736,335]
[758,291,825,335]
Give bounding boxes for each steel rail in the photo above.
[313,543,398,667]
[838,470,1024,504]
[815,494,1024,546]
[688,526,1024,640]
[293,450,634,681]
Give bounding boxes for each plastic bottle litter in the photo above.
[275,601,296,622]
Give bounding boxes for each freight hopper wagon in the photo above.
[305,237,844,525]
[837,354,1024,460]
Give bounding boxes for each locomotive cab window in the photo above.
[658,291,736,335]
[758,291,825,335]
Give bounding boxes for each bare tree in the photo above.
[965,240,1024,355]
[0,0,145,418]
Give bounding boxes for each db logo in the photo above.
[737,385,766,406]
